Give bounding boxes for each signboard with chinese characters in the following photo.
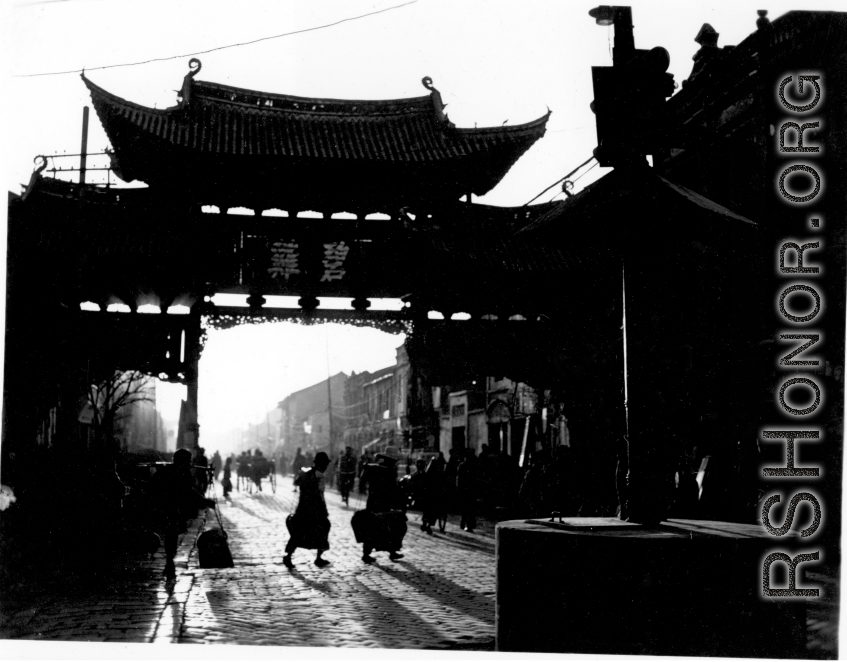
[268,241,301,281]
[320,241,350,282]
[218,228,411,299]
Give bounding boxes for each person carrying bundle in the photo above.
[352,450,407,564]
[283,452,332,568]
[149,448,215,580]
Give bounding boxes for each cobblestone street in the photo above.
[1,475,496,650]
[2,475,837,654]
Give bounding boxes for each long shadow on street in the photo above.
[376,561,495,624]
[351,580,490,649]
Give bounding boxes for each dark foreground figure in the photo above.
[421,453,448,533]
[150,448,215,580]
[353,452,407,563]
[284,452,331,568]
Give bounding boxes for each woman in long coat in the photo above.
[457,448,479,533]
[422,455,447,533]
[283,452,331,568]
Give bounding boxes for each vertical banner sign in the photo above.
[761,73,826,597]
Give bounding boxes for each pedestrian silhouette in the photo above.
[421,456,447,534]
[457,448,479,532]
[150,448,215,580]
[284,452,332,568]
[291,448,307,492]
[353,451,407,563]
[222,457,233,501]
[211,450,222,481]
[338,446,357,506]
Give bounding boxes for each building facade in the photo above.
[278,372,347,454]
[341,345,413,454]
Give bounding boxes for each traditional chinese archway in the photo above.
[4,61,560,478]
[5,59,758,529]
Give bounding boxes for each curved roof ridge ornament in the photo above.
[22,155,49,201]
[422,76,450,125]
[33,155,48,175]
[178,58,202,107]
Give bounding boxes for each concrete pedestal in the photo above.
[496,518,807,657]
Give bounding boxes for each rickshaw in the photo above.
[251,454,276,494]
[237,454,276,494]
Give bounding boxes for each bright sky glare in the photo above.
[3,0,837,455]
[191,322,405,454]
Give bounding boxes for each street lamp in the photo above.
[588,6,634,64]
[587,5,675,167]
[588,6,615,26]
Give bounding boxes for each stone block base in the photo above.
[496,518,807,657]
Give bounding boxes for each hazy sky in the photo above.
[190,322,405,453]
[3,0,835,454]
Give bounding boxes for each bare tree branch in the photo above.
[88,369,157,446]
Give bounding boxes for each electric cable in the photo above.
[572,160,599,183]
[522,155,595,207]
[13,1,418,78]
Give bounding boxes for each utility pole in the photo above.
[587,6,677,525]
[79,106,89,185]
[325,328,333,456]
[326,376,333,455]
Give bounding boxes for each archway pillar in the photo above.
[179,306,203,452]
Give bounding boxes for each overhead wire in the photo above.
[523,30,612,207]
[13,0,418,78]
[544,160,599,203]
[548,163,600,202]
[572,160,599,184]
[522,155,596,207]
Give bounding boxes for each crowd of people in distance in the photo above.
[58,425,762,587]
[393,444,600,527]
[76,438,625,583]
[276,442,607,569]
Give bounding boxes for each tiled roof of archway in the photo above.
[82,73,549,166]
